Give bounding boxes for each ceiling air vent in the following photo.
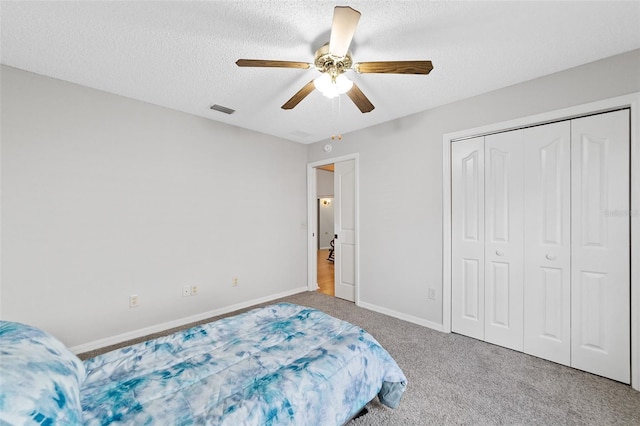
[290,130,311,138]
[210,104,235,114]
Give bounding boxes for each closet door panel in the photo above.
[451,137,485,340]
[571,110,630,383]
[484,130,524,351]
[523,121,571,366]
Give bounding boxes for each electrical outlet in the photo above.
[129,294,139,308]
[428,288,436,300]
[182,285,191,297]
[191,285,198,296]
[232,277,239,287]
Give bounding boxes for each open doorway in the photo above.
[308,154,358,303]
[316,164,335,297]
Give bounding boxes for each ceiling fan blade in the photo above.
[281,80,316,110]
[354,60,433,75]
[346,83,374,113]
[236,59,311,69]
[329,6,361,58]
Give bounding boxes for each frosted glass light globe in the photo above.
[314,74,353,98]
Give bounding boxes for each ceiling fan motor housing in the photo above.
[314,43,353,79]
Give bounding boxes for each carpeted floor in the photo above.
[80,291,640,425]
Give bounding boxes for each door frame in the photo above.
[307,153,360,304]
[442,92,640,391]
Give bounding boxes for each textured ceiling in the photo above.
[2,1,640,144]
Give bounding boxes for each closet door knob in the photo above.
[496,250,504,256]
[546,254,556,260]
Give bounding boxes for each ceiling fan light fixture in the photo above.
[314,73,353,98]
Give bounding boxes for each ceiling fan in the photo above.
[236,6,433,113]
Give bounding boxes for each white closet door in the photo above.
[523,121,571,366]
[484,130,524,351]
[451,137,485,340]
[571,110,630,383]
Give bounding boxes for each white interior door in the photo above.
[334,159,356,302]
[523,121,572,366]
[571,110,630,383]
[484,130,524,351]
[451,137,485,340]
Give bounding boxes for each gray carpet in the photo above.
[80,291,640,425]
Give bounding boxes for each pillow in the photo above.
[0,321,86,425]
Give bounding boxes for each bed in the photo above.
[0,302,406,425]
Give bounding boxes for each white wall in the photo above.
[316,169,334,197]
[1,66,308,347]
[307,48,640,327]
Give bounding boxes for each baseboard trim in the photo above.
[70,286,308,354]
[358,301,444,332]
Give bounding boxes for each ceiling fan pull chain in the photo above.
[331,98,336,141]
[331,96,338,140]
[337,96,342,140]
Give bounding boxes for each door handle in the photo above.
[546,254,556,261]
[334,234,338,240]
[496,250,504,256]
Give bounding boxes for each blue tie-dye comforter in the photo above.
[80,303,406,425]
